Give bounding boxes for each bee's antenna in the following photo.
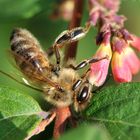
[0,69,43,92]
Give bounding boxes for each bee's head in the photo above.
[72,80,92,112]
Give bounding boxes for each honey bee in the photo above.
[9,24,106,112]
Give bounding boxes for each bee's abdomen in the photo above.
[10,28,40,59]
[10,28,50,74]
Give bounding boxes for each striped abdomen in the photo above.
[10,28,51,82]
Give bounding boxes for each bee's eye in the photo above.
[77,86,89,103]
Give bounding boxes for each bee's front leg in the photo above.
[69,56,108,70]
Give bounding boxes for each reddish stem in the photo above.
[53,107,71,139]
[64,0,84,61]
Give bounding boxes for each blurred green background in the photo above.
[0,0,140,139]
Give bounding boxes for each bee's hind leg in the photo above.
[46,46,54,57]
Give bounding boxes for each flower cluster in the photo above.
[88,0,140,86]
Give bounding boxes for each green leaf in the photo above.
[0,86,43,140]
[85,83,140,140]
[0,0,58,21]
[58,124,111,140]
[0,0,41,21]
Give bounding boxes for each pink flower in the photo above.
[124,47,140,74]
[111,50,132,82]
[88,0,140,84]
[130,35,140,51]
[89,0,120,13]
[89,39,112,86]
[89,8,100,26]
[89,34,140,85]
[111,37,140,82]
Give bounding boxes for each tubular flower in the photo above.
[89,33,112,86]
[90,34,140,84]
[88,0,140,84]
[111,37,140,82]
[124,47,140,75]
[111,49,132,82]
[89,0,121,26]
[130,35,140,51]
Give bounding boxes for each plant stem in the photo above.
[53,107,71,139]
[64,0,84,61]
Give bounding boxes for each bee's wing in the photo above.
[0,69,43,92]
[6,69,59,92]
[6,50,60,91]
[5,50,42,90]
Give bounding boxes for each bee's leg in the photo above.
[73,64,110,92]
[54,22,91,46]
[52,23,91,70]
[53,44,61,71]
[46,46,54,57]
[69,56,108,70]
[71,56,107,91]
[81,68,90,79]
[72,69,90,91]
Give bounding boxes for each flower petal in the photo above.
[111,51,132,82]
[89,44,112,86]
[89,9,100,26]
[89,59,110,86]
[130,35,140,51]
[124,47,140,74]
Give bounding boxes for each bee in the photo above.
[9,24,107,112]
[0,24,109,139]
